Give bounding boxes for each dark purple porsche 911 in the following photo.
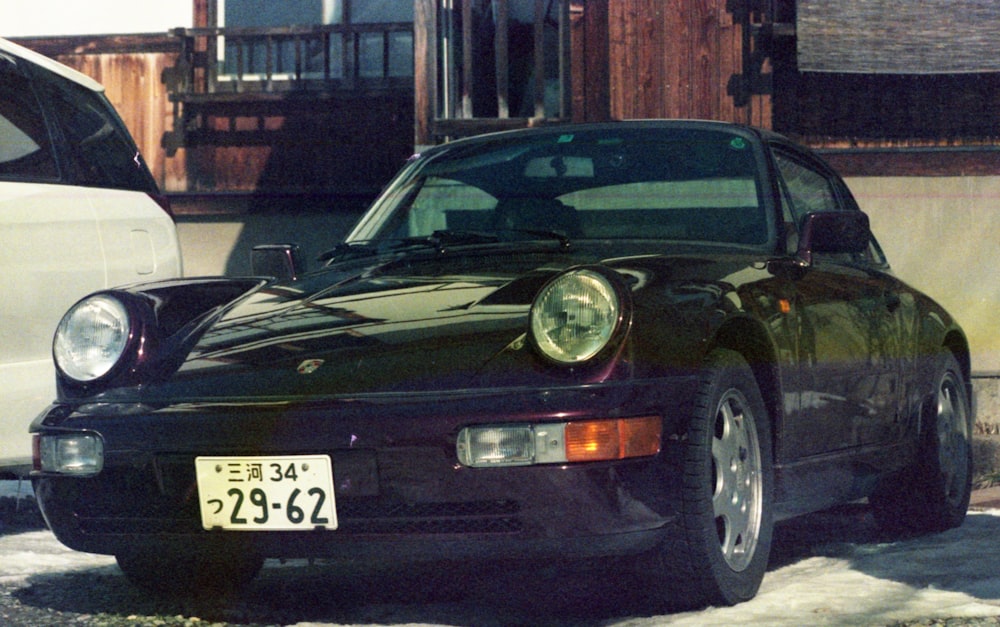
[31,120,973,608]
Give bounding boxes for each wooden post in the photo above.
[559,0,571,119]
[533,0,546,118]
[495,0,509,118]
[462,0,473,117]
[414,0,438,148]
[572,0,609,122]
[206,0,218,94]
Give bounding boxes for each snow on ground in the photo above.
[4,479,1000,626]
[0,480,117,585]
[653,510,1000,626]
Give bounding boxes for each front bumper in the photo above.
[32,380,694,562]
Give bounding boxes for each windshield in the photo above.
[348,126,772,248]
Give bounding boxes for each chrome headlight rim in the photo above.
[529,266,630,366]
[53,293,134,384]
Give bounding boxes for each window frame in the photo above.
[770,143,889,269]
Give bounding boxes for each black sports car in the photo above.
[31,120,973,607]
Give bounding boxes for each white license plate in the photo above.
[195,455,338,531]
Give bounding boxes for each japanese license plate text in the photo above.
[195,455,338,531]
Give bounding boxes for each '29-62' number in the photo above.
[196,455,337,530]
[221,487,329,526]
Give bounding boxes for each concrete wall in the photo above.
[176,211,364,278]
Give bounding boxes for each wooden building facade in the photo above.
[12,0,1000,201]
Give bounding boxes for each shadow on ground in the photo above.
[6,503,888,627]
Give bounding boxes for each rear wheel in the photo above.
[115,549,264,597]
[642,349,774,608]
[871,351,972,534]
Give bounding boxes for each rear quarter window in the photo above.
[35,67,157,193]
[0,60,59,180]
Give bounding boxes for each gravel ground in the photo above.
[3,491,1000,627]
[0,493,651,626]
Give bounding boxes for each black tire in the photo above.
[642,349,774,608]
[115,548,264,597]
[871,351,973,535]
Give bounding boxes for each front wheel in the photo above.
[642,349,774,608]
[871,351,973,534]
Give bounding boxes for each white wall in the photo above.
[0,1,191,37]
[848,176,1000,374]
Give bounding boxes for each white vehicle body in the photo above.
[0,38,182,476]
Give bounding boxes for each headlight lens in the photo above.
[530,269,620,363]
[53,294,131,382]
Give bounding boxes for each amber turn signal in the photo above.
[565,416,662,462]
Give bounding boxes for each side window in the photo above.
[0,61,59,180]
[774,149,889,267]
[773,151,841,224]
[38,71,156,193]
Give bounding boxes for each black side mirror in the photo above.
[251,244,305,280]
[796,211,871,265]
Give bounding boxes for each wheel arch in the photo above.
[943,329,972,392]
[941,328,975,424]
[710,316,783,459]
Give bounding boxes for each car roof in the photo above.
[0,36,104,92]
[416,119,775,157]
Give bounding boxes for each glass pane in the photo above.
[328,34,344,78]
[358,32,383,78]
[352,0,413,24]
[774,154,840,220]
[224,0,323,27]
[365,127,769,246]
[388,32,413,77]
[0,69,58,180]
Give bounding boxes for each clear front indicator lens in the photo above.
[530,269,620,364]
[53,294,131,382]
[457,416,661,467]
[459,426,534,466]
[34,433,104,475]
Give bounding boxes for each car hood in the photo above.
[104,244,774,401]
[174,253,557,395]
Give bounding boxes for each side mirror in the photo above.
[796,211,870,265]
[251,244,305,281]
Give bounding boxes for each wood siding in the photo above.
[605,0,769,127]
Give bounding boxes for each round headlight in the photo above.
[530,269,621,364]
[53,294,132,382]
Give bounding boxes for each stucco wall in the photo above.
[846,176,1000,376]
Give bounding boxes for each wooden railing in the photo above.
[414,0,574,146]
[165,23,414,101]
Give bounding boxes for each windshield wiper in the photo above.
[499,228,572,249]
[318,230,502,264]
[425,229,501,248]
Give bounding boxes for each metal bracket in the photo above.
[725,0,794,107]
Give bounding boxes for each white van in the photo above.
[0,38,182,476]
